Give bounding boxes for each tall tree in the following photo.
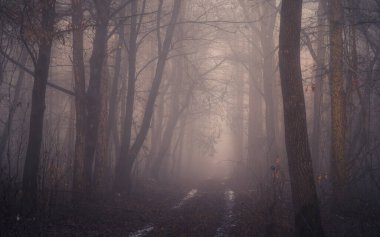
[84,0,111,194]
[329,0,346,198]
[114,0,182,193]
[107,8,126,163]
[114,0,140,193]
[260,0,278,163]
[279,0,325,236]
[71,0,86,203]
[311,0,328,176]
[21,0,56,210]
[238,0,265,180]
[150,2,188,179]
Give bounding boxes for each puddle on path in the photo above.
[173,188,198,209]
[128,224,154,237]
[215,190,235,237]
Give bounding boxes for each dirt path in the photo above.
[128,179,236,237]
[2,179,295,237]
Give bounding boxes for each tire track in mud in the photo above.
[128,180,234,237]
[128,188,200,237]
[173,189,198,209]
[147,180,227,237]
[128,224,155,237]
[215,190,236,237]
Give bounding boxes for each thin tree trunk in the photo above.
[93,60,109,196]
[107,10,125,163]
[145,91,165,176]
[329,0,346,198]
[260,0,277,163]
[71,0,87,203]
[173,116,186,179]
[0,50,27,160]
[114,0,139,193]
[311,0,327,177]
[84,0,110,192]
[248,30,264,181]
[114,0,182,193]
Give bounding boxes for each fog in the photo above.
[1,0,380,236]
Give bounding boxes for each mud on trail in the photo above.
[1,178,295,236]
[0,183,185,237]
[141,180,226,237]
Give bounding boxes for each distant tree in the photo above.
[278,0,325,236]
[310,0,328,176]
[0,50,28,160]
[114,0,182,193]
[238,0,266,180]
[260,0,278,164]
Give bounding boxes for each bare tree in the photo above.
[114,0,182,194]
[329,0,347,200]
[279,0,325,236]
[71,0,86,203]
[21,0,56,211]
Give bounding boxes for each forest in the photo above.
[0,0,380,236]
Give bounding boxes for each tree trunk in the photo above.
[107,10,125,164]
[114,0,182,194]
[231,50,244,168]
[260,0,277,163]
[247,30,264,181]
[279,1,325,236]
[146,91,165,176]
[329,0,346,198]
[311,0,328,177]
[71,0,87,203]
[21,0,56,211]
[114,0,139,193]
[93,60,109,196]
[84,0,110,192]
[172,116,186,178]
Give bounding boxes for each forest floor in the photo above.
[1,178,380,236]
[0,178,294,237]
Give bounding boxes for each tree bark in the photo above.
[107,10,125,163]
[329,0,347,198]
[71,0,87,203]
[93,60,109,196]
[260,0,277,163]
[21,0,56,211]
[114,0,139,193]
[84,0,110,192]
[311,0,328,177]
[279,1,325,236]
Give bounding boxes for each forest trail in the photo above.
[1,177,294,236]
[129,179,236,237]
